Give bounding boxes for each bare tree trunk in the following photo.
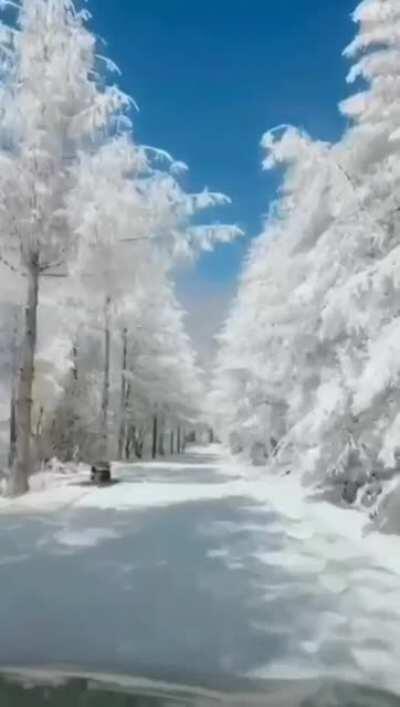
[68,340,79,462]
[72,342,78,382]
[125,426,131,461]
[152,414,158,460]
[157,412,165,456]
[134,427,144,459]
[158,432,165,456]
[35,405,44,445]
[124,423,135,461]
[170,430,174,456]
[100,295,111,460]
[10,254,39,496]
[8,312,19,470]
[124,382,132,460]
[118,327,128,461]
[34,405,45,467]
[177,426,181,455]
[35,405,44,438]
[8,389,16,470]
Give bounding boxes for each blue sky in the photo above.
[90,0,357,359]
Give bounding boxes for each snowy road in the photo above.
[1,446,400,693]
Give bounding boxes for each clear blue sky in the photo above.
[89,0,357,358]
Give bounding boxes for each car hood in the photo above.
[1,668,400,706]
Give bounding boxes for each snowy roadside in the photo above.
[224,448,400,579]
[0,461,91,514]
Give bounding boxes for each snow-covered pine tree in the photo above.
[324,0,400,475]
[212,128,345,469]
[213,0,400,509]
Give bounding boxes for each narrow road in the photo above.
[0,446,399,693]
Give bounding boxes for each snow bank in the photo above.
[0,461,89,514]
[225,452,400,580]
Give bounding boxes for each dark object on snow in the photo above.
[91,461,111,485]
[342,479,361,505]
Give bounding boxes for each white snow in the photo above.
[3,446,400,693]
[1,446,399,580]
[53,528,120,548]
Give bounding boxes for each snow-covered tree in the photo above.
[0,0,130,494]
[0,0,241,494]
[213,0,400,514]
[212,128,346,467]
[66,131,239,460]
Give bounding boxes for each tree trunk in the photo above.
[68,341,79,461]
[35,405,45,467]
[72,342,78,382]
[8,312,19,470]
[134,428,144,459]
[125,427,131,461]
[8,388,16,470]
[170,430,174,456]
[100,295,111,460]
[124,424,135,461]
[118,327,128,461]
[152,414,158,460]
[157,412,165,456]
[177,426,181,455]
[124,382,132,460]
[10,255,39,496]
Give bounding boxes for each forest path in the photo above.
[0,446,399,693]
